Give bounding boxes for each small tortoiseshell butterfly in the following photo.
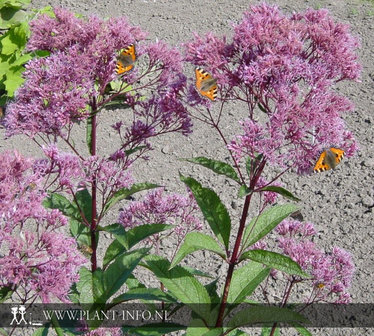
[116,44,136,75]
[195,67,217,101]
[313,148,345,173]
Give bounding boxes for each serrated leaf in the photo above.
[100,248,149,302]
[228,305,309,328]
[259,186,300,202]
[103,223,173,250]
[180,175,231,250]
[183,157,240,183]
[76,267,94,303]
[103,182,159,213]
[145,255,211,322]
[241,250,309,278]
[242,204,299,250]
[103,239,126,269]
[170,232,226,269]
[227,262,270,304]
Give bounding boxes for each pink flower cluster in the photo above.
[118,188,202,237]
[276,220,354,303]
[4,7,193,149]
[185,3,360,174]
[0,151,86,303]
[41,145,134,203]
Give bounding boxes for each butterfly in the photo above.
[195,67,217,101]
[313,148,345,173]
[116,44,136,75]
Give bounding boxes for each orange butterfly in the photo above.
[313,148,345,173]
[195,67,217,101]
[116,44,136,75]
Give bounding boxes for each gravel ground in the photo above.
[2,0,374,335]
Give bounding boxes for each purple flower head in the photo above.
[4,8,147,138]
[4,47,94,137]
[0,151,85,303]
[185,4,360,174]
[275,220,354,303]
[118,188,202,245]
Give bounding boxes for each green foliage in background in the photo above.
[0,0,51,106]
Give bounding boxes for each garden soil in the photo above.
[2,0,374,335]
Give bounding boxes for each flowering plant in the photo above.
[0,3,360,336]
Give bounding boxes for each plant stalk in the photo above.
[90,100,98,271]
[215,160,266,327]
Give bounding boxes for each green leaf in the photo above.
[100,248,149,302]
[103,182,159,213]
[227,262,270,304]
[183,157,240,183]
[170,232,226,269]
[70,218,91,247]
[92,268,105,302]
[0,24,26,54]
[124,145,147,157]
[241,250,309,278]
[294,324,313,336]
[228,305,309,328]
[0,8,27,29]
[238,185,251,198]
[86,116,93,155]
[125,273,146,290]
[76,267,94,303]
[205,279,220,304]
[103,239,126,269]
[259,186,300,202]
[0,286,13,303]
[103,223,173,250]
[3,68,24,96]
[182,266,213,278]
[242,204,299,250]
[111,287,176,304]
[43,193,80,220]
[145,255,211,322]
[75,188,93,223]
[9,52,31,66]
[180,175,231,250]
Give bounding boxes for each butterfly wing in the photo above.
[116,44,136,74]
[329,147,345,164]
[195,67,217,101]
[313,148,345,173]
